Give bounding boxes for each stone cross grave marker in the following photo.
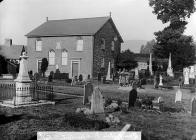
[191,98,196,116]
[83,82,93,105]
[175,89,182,103]
[91,87,105,114]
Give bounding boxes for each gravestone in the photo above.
[191,98,196,116]
[159,75,163,86]
[83,82,93,105]
[184,67,189,85]
[128,87,137,108]
[157,96,164,103]
[175,89,182,103]
[90,87,104,114]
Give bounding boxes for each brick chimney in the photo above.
[4,38,12,47]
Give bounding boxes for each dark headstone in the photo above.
[83,82,93,104]
[128,88,137,108]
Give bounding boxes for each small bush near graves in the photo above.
[105,98,113,107]
[79,74,83,82]
[62,113,109,130]
[33,73,40,81]
[66,78,72,83]
[48,75,53,82]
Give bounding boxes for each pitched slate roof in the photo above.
[0,45,26,59]
[26,16,123,42]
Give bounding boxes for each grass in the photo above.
[0,83,196,139]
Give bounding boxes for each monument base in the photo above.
[1,99,55,108]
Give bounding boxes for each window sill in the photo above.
[75,50,84,52]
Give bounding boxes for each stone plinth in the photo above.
[14,82,32,105]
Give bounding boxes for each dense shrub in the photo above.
[50,71,54,77]
[66,78,72,83]
[48,75,53,82]
[79,74,83,82]
[105,98,113,107]
[63,113,109,130]
[33,73,40,81]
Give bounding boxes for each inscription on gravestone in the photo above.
[91,87,104,114]
[83,82,93,105]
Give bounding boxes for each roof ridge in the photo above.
[47,16,110,22]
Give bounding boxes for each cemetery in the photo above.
[1,51,196,139]
[1,0,196,139]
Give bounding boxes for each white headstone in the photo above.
[167,53,174,77]
[175,89,182,103]
[189,66,195,79]
[135,68,139,79]
[106,61,112,81]
[90,87,104,114]
[157,96,164,103]
[149,53,153,76]
[184,67,189,85]
[159,75,163,86]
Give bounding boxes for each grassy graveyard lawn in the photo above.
[0,84,196,140]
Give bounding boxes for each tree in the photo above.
[0,45,8,75]
[41,58,48,77]
[117,49,138,70]
[149,0,196,71]
[140,39,155,54]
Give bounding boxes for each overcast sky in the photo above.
[0,0,196,46]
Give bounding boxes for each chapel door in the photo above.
[72,62,79,78]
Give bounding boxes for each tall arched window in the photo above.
[49,50,55,65]
[62,50,68,65]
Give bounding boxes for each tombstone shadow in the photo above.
[0,114,24,125]
[28,135,37,140]
[160,106,185,113]
[54,97,79,104]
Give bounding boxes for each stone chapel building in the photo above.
[25,16,123,79]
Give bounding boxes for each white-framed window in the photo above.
[62,50,68,65]
[35,39,42,51]
[100,38,105,50]
[49,50,55,65]
[76,37,83,51]
[101,58,105,68]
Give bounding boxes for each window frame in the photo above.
[35,39,42,51]
[76,37,84,51]
[62,49,68,66]
[48,50,55,66]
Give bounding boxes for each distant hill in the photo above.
[121,40,147,53]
